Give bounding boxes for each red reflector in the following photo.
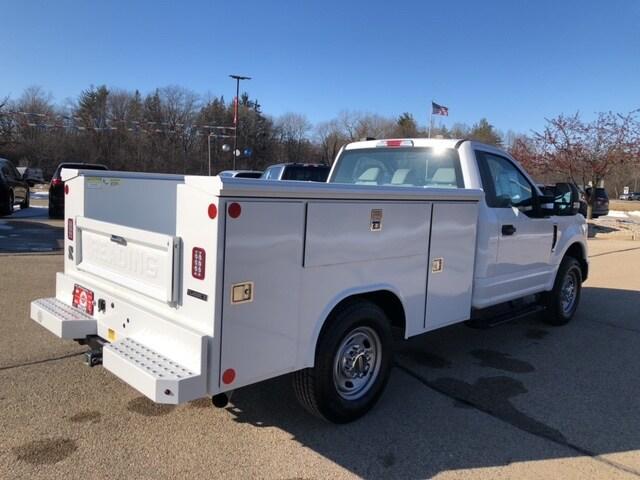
[64,184,69,195]
[67,219,74,240]
[51,178,62,187]
[228,202,241,218]
[222,368,236,385]
[207,203,217,219]
[192,247,206,280]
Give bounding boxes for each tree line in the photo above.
[0,85,506,177]
[1,85,638,201]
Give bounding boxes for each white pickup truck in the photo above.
[30,138,587,423]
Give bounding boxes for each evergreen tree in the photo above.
[469,118,502,146]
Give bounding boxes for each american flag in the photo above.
[432,102,449,116]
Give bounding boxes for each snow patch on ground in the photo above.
[606,210,628,218]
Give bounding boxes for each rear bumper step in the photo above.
[103,337,206,404]
[30,297,97,339]
[31,295,208,404]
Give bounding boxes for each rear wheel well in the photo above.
[322,290,406,341]
[564,243,588,281]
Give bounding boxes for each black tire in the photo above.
[48,201,59,219]
[20,190,29,209]
[543,257,582,326]
[293,299,393,423]
[3,191,14,216]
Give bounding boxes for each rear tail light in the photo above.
[376,139,414,148]
[51,178,62,187]
[192,247,206,279]
[67,219,73,240]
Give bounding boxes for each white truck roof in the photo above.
[344,138,464,150]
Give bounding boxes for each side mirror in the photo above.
[495,195,512,208]
[536,194,556,217]
[553,182,580,216]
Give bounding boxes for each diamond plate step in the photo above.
[103,337,206,404]
[31,297,96,339]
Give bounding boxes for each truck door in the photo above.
[475,150,554,296]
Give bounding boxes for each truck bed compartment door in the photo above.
[425,202,478,329]
[220,201,304,390]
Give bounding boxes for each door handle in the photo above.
[501,224,516,236]
[110,234,127,246]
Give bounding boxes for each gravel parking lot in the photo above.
[1,215,640,479]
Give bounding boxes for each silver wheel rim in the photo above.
[333,326,382,400]
[561,270,578,315]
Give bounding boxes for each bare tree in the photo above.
[315,120,347,165]
[530,111,640,218]
[275,112,312,163]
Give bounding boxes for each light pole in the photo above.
[229,74,251,169]
[207,133,214,176]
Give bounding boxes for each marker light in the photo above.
[67,219,73,240]
[377,139,414,148]
[228,202,242,218]
[222,368,236,384]
[208,204,217,219]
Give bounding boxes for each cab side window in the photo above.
[263,166,283,180]
[476,151,534,211]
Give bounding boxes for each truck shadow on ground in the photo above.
[227,286,640,478]
[0,220,63,253]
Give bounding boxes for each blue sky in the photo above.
[2,0,639,134]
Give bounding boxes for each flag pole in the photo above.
[428,100,433,138]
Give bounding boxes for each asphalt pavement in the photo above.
[0,192,63,254]
[1,217,640,478]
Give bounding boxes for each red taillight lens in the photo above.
[51,178,62,187]
[67,219,73,240]
[192,247,206,279]
[64,184,69,195]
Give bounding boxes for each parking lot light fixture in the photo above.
[229,74,251,170]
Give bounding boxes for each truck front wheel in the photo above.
[543,257,582,326]
[293,300,393,423]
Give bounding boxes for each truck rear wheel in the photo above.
[543,257,582,326]
[293,299,393,423]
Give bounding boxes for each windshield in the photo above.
[329,147,464,188]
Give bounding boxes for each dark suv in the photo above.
[261,163,330,182]
[580,187,609,218]
[0,158,30,216]
[49,162,108,218]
